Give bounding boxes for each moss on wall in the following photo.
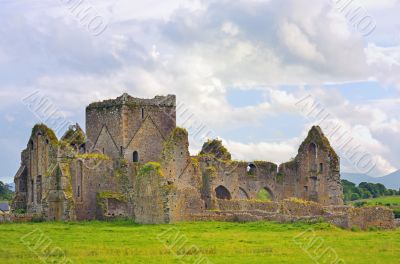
[138,162,163,177]
[31,124,58,146]
[162,127,188,161]
[298,126,339,160]
[61,126,86,146]
[276,172,285,184]
[76,153,111,161]
[199,139,231,160]
[97,192,127,202]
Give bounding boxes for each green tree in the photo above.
[350,193,360,201]
[0,181,14,201]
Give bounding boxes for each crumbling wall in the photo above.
[69,157,116,220]
[133,162,175,224]
[277,126,343,206]
[161,128,204,221]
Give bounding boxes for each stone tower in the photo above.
[86,93,176,163]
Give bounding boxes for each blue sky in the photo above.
[1,0,400,183]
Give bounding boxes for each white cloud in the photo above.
[0,0,399,178]
[279,20,325,63]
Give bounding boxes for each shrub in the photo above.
[354,201,367,208]
[393,209,400,219]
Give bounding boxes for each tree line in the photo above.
[0,181,14,201]
[342,180,400,201]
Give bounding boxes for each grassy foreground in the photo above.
[0,221,399,264]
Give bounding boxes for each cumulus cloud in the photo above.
[0,0,399,181]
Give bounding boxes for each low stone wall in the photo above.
[0,214,11,223]
[280,199,325,216]
[0,214,34,224]
[217,200,279,212]
[348,206,395,230]
[211,199,396,230]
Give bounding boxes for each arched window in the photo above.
[257,187,274,201]
[239,187,249,200]
[133,151,139,163]
[247,163,257,176]
[215,185,231,200]
[309,143,317,158]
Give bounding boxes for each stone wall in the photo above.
[133,163,174,224]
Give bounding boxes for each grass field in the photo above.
[0,221,399,264]
[350,195,400,206]
[349,196,400,218]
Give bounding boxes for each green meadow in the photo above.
[350,195,400,206]
[350,196,400,218]
[0,221,399,263]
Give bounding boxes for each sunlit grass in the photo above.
[0,220,399,263]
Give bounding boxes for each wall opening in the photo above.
[79,144,86,154]
[238,187,249,200]
[19,167,28,192]
[29,140,34,150]
[133,151,139,163]
[215,185,231,200]
[257,187,274,201]
[77,161,83,201]
[141,108,145,119]
[319,163,323,173]
[36,176,42,203]
[309,142,317,171]
[309,142,317,157]
[247,163,257,176]
[31,180,34,203]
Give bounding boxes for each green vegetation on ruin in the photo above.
[138,162,163,177]
[31,124,58,146]
[199,139,232,160]
[276,172,285,184]
[170,127,188,140]
[298,126,339,161]
[256,188,272,201]
[76,153,111,161]
[0,221,399,263]
[61,126,86,146]
[97,192,127,202]
[162,127,188,161]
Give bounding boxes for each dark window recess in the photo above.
[133,151,139,163]
[215,186,232,200]
[141,108,145,119]
[319,163,323,172]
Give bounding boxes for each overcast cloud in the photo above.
[0,0,399,182]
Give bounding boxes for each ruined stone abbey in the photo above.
[11,94,395,229]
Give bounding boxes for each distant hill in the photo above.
[342,170,400,190]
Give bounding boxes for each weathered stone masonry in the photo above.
[11,93,395,229]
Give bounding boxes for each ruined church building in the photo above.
[12,93,345,224]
